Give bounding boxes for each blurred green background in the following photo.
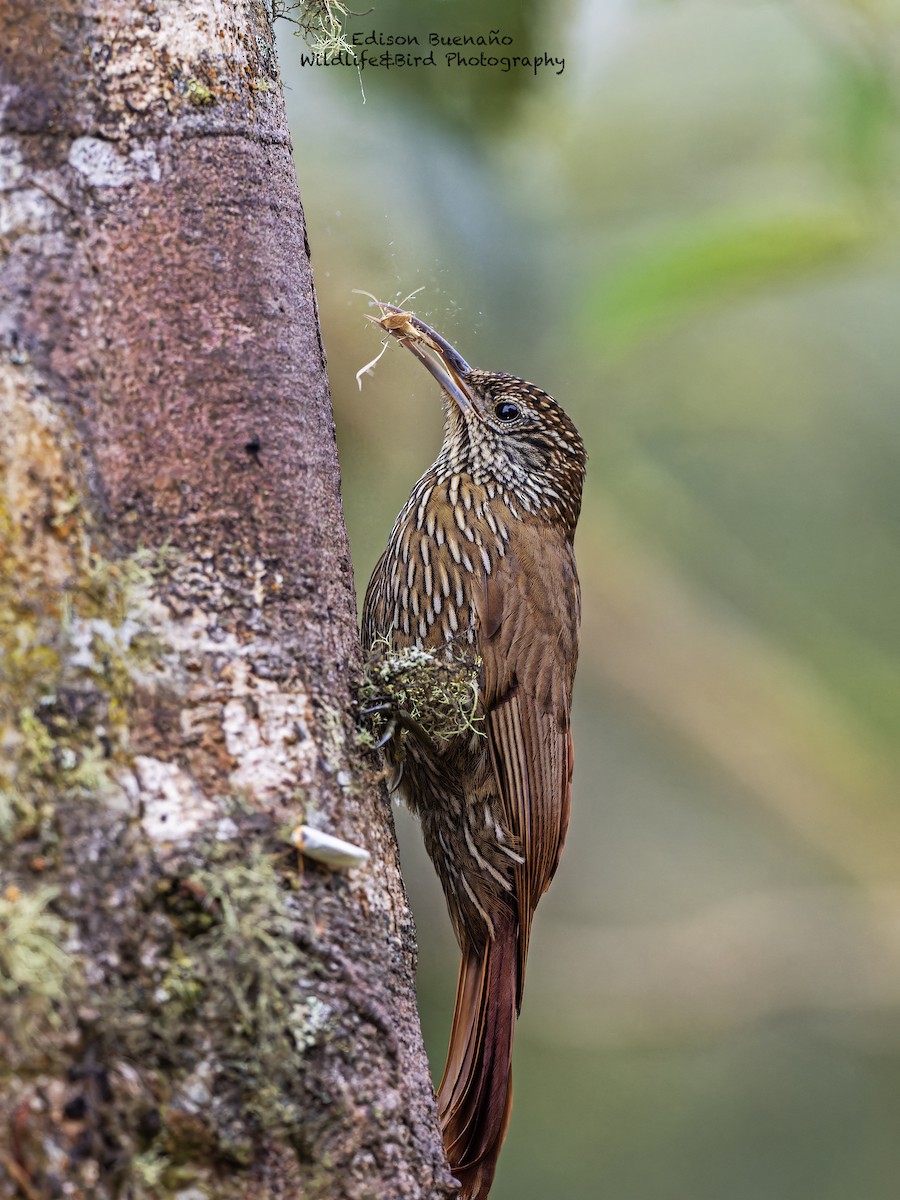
[278,2,900,1196]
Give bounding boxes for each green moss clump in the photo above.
[185,77,216,106]
[0,374,172,863]
[128,1149,171,1192]
[0,884,79,1067]
[179,850,332,1137]
[102,840,330,1167]
[0,382,338,1190]
[0,544,163,847]
[358,637,484,748]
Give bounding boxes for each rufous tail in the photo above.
[438,910,518,1200]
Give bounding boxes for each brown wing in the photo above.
[475,520,580,1009]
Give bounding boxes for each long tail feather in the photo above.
[438,911,518,1200]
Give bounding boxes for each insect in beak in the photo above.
[368,301,476,416]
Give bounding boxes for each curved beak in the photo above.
[372,303,475,415]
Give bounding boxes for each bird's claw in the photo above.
[359,700,433,751]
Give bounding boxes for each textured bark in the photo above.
[0,2,455,1197]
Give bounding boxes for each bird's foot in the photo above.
[358,700,434,751]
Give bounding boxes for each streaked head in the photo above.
[373,304,586,534]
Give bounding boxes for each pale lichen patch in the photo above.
[157,0,251,66]
[0,141,63,245]
[219,658,318,802]
[68,137,162,188]
[0,884,75,1063]
[133,755,219,843]
[78,0,264,130]
[69,136,135,187]
[124,590,321,812]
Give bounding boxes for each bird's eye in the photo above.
[494,401,521,423]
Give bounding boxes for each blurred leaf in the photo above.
[827,54,898,192]
[588,209,869,354]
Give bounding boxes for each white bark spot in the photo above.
[135,755,218,842]
[0,137,25,189]
[162,0,248,62]
[215,816,239,841]
[68,137,160,188]
[129,146,162,183]
[220,659,317,801]
[68,137,134,187]
[0,140,56,240]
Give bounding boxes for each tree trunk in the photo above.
[0,2,455,1197]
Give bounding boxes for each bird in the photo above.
[361,303,585,1199]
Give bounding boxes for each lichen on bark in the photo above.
[0,2,454,1197]
[0,365,141,846]
[0,361,333,1194]
[0,354,451,1195]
